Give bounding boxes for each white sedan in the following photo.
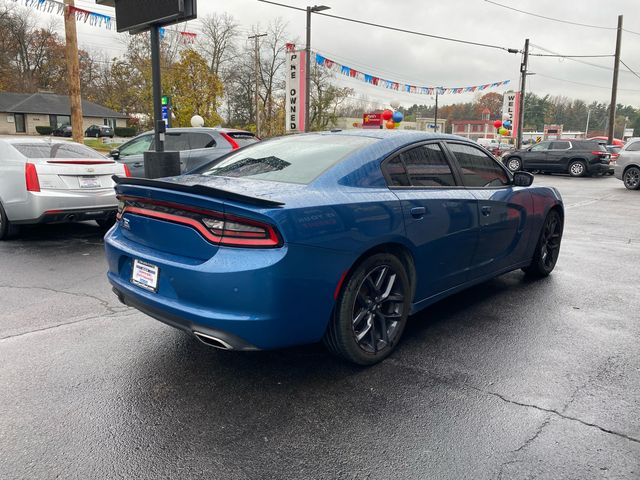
[0,137,129,239]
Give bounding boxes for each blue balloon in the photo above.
[392,111,404,123]
[503,120,512,129]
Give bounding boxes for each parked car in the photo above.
[588,136,625,147]
[0,137,129,239]
[605,145,621,175]
[85,124,114,138]
[477,138,500,149]
[614,138,640,190]
[109,127,259,177]
[502,139,611,176]
[105,131,564,365]
[52,124,73,137]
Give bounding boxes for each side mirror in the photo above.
[110,149,120,160]
[513,171,534,187]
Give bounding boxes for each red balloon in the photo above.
[386,120,395,129]
[493,120,503,129]
[382,110,393,121]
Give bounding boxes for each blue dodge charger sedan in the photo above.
[105,131,564,365]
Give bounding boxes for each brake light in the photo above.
[592,151,608,156]
[117,196,281,248]
[25,163,40,192]
[123,164,132,177]
[221,132,240,150]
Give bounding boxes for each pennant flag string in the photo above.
[12,0,197,41]
[315,52,510,95]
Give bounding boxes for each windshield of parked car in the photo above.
[11,142,105,159]
[198,135,378,184]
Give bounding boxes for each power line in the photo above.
[530,43,616,72]
[535,73,640,93]
[529,53,614,58]
[620,59,640,82]
[484,0,615,30]
[257,0,520,54]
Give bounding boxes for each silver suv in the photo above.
[614,139,640,190]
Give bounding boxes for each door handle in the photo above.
[481,205,492,216]
[410,206,426,218]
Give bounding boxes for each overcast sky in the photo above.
[42,0,640,108]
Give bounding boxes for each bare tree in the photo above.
[200,13,239,81]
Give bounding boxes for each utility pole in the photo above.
[585,109,591,138]
[608,15,623,145]
[63,0,83,144]
[305,5,330,133]
[517,38,529,150]
[248,33,267,137]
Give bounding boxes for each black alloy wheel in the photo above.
[323,253,411,365]
[623,166,640,190]
[523,210,563,277]
[507,157,522,172]
[568,160,587,177]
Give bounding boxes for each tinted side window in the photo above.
[551,141,571,150]
[626,142,640,152]
[188,132,216,149]
[530,142,551,151]
[119,135,153,156]
[384,157,410,186]
[447,143,510,188]
[401,144,455,187]
[165,133,190,151]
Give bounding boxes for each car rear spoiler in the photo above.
[112,176,285,208]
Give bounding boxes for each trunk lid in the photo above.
[31,158,124,190]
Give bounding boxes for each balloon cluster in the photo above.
[382,109,404,129]
[493,118,512,137]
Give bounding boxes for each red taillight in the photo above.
[592,151,608,156]
[202,213,281,247]
[25,163,40,192]
[123,164,132,177]
[221,132,240,150]
[118,196,281,248]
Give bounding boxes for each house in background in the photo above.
[449,108,498,141]
[0,92,127,135]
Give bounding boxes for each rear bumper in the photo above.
[7,189,117,224]
[104,225,353,350]
[587,162,611,174]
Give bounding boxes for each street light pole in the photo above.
[433,90,439,133]
[305,5,330,133]
[585,109,591,138]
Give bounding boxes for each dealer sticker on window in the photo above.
[131,259,159,292]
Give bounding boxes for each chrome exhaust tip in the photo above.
[193,331,233,350]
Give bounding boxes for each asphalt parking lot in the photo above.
[1,174,638,480]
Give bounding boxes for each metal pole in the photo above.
[585,109,591,138]
[305,6,311,132]
[63,0,83,144]
[434,90,439,133]
[517,38,529,150]
[608,15,623,145]
[248,33,267,137]
[150,25,164,152]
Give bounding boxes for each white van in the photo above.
[477,138,499,148]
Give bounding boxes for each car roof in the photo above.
[139,127,254,135]
[0,136,76,145]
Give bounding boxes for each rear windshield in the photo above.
[12,143,104,159]
[226,132,260,147]
[199,135,377,184]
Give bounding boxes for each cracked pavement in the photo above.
[0,175,639,479]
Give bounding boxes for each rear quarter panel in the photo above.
[0,143,28,219]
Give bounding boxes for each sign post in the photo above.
[98,0,196,178]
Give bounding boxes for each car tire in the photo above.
[506,157,522,172]
[623,166,640,190]
[522,209,563,278]
[323,253,411,365]
[0,202,19,240]
[568,160,587,177]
